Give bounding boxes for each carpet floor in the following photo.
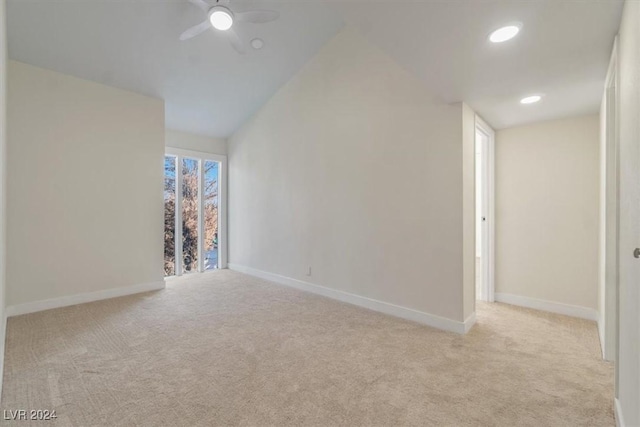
[1,270,613,426]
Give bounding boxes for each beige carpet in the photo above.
[1,270,613,426]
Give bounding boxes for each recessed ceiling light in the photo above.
[251,38,264,50]
[520,95,542,104]
[209,7,233,31]
[489,24,521,43]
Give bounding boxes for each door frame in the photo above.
[165,147,228,274]
[600,37,619,369]
[475,116,496,302]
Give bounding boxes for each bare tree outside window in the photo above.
[164,156,219,276]
[181,158,199,272]
[204,161,219,270]
[164,156,176,276]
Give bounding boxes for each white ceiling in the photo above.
[339,0,623,129]
[7,0,344,137]
[7,0,623,137]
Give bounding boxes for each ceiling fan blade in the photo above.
[226,28,246,54]
[235,10,279,24]
[188,0,211,13]
[179,20,211,41]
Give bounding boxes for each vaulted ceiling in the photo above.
[7,0,623,137]
[340,0,623,129]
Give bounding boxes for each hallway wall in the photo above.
[495,114,600,317]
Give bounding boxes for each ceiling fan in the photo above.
[179,0,279,54]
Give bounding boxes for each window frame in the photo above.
[165,147,227,275]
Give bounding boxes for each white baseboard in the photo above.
[228,263,471,334]
[614,398,625,427]
[464,312,476,333]
[6,281,166,317]
[495,293,599,321]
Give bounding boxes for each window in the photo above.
[203,160,219,271]
[164,156,177,276]
[182,158,199,273]
[164,149,226,277]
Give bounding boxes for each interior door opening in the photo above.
[475,118,495,302]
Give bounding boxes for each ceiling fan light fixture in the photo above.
[210,7,233,31]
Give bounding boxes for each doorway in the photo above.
[600,38,619,371]
[475,117,495,302]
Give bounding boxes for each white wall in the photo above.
[0,0,7,400]
[165,129,226,155]
[615,0,640,424]
[7,61,165,308]
[495,115,600,313]
[228,27,472,327]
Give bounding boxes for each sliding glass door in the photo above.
[164,149,226,277]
